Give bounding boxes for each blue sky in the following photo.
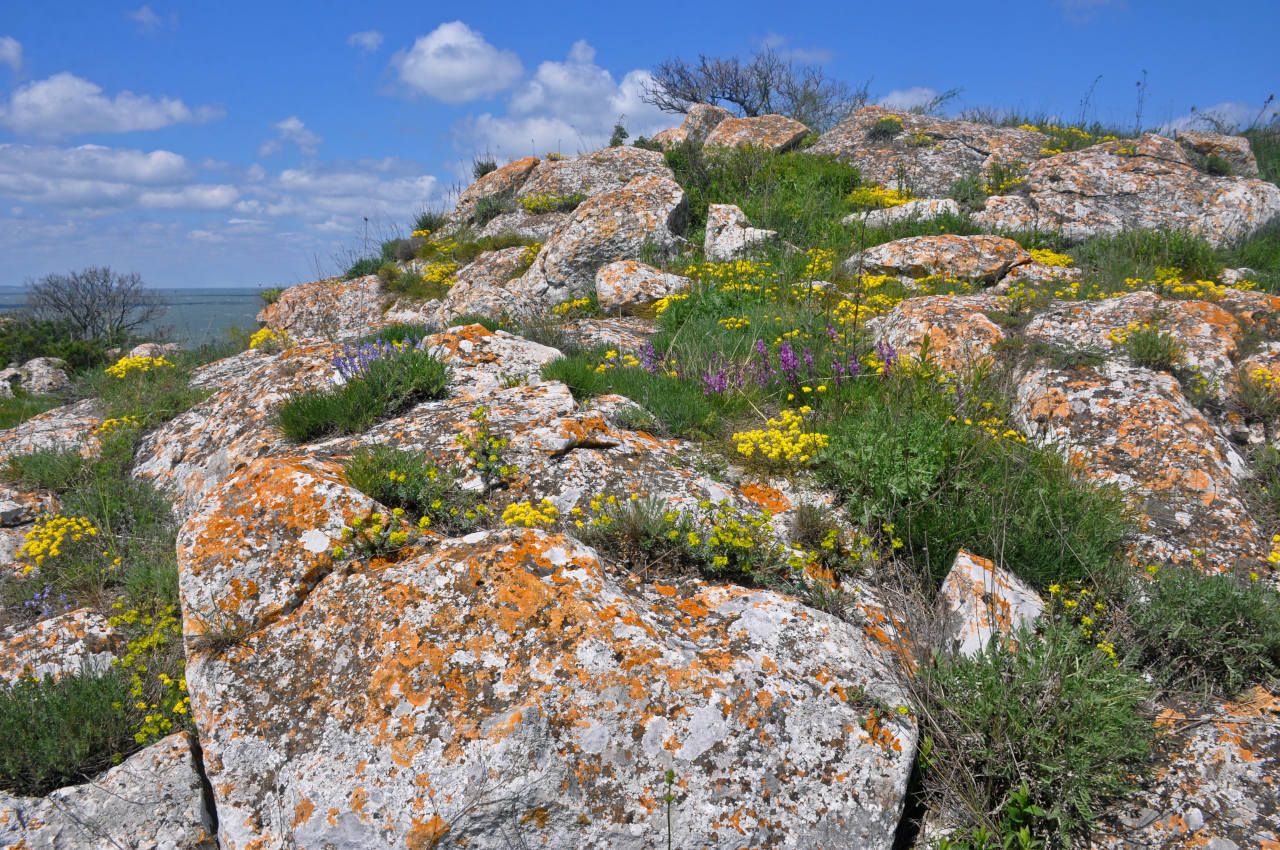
[1,0,1275,290]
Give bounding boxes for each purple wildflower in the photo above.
[701,367,729,396]
[639,340,661,375]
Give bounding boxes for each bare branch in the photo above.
[25,267,164,343]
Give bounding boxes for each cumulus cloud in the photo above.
[392,21,523,103]
[0,72,223,139]
[458,41,671,160]
[1161,100,1280,134]
[347,30,383,53]
[878,86,942,111]
[759,33,834,65]
[127,5,176,33]
[0,36,21,73]
[258,116,324,157]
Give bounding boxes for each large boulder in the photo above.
[1177,130,1260,176]
[870,293,1010,373]
[0,399,100,466]
[808,106,1049,197]
[454,156,540,221]
[843,234,1031,282]
[516,173,688,306]
[650,103,734,147]
[704,203,779,261]
[704,114,810,152]
[0,609,122,684]
[844,198,961,229]
[515,146,671,204]
[595,260,690,316]
[419,246,538,326]
[0,733,216,849]
[257,275,384,343]
[973,134,1280,247]
[184,526,916,850]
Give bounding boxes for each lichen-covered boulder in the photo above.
[0,733,216,849]
[0,609,122,684]
[1013,361,1260,571]
[595,260,690,315]
[843,234,1030,282]
[704,203,779,261]
[516,173,688,306]
[808,106,1049,198]
[844,198,961,229]
[973,134,1280,247]
[650,103,734,148]
[475,209,569,242]
[871,294,1009,373]
[7,357,72,395]
[0,399,100,466]
[1178,129,1260,176]
[185,528,915,850]
[421,246,537,326]
[516,146,671,203]
[257,275,384,343]
[453,155,540,221]
[704,113,810,152]
[936,550,1045,658]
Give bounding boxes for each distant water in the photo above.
[0,287,265,348]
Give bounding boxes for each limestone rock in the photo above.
[808,106,1049,197]
[257,275,384,343]
[843,198,960,229]
[705,203,779,261]
[517,173,688,306]
[475,209,569,242]
[0,609,122,684]
[454,155,540,221]
[1013,361,1260,571]
[424,246,537,326]
[516,145,671,203]
[15,358,71,395]
[937,550,1045,658]
[1000,260,1084,288]
[595,260,690,315]
[973,135,1280,247]
[843,234,1031,282]
[0,733,216,849]
[1178,130,1260,176]
[0,399,100,466]
[872,294,1009,373]
[704,113,810,152]
[185,528,915,850]
[650,103,733,147]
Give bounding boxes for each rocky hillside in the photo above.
[2,106,1280,849]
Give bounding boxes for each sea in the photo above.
[0,287,266,349]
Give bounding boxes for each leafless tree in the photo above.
[25,267,164,342]
[643,47,869,133]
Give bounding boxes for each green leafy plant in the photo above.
[868,115,904,141]
[472,157,498,179]
[518,192,586,214]
[1107,320,1183,371]
[344,257,380,279]
[474,196,512,226]
[260,286,284,304]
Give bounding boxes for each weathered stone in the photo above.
[1013,361,1260,571]
[128,341,183,359]
[999,260,1084,288]
[650,103,734,148]
[553,316,655,353]
[0,609,122,684]
[843,198,961,229]
[185,527,915,850]
[704,113,810,152]
[0,399,100,466]
[937,550,1045,658]
[1218,267,1259,288]
[423,246,538,326]
[15,357,71,395]
[475,209,569,242]
[257,275,384,343]
[454,155,540,221]
[808,106,1049,198]
[872,294,1009,373]
[843,234,1031,282]
[516,146,671,203]
[516,173,688,306]
[0,733,216,849]
[595,260,690,315]
[973,134,1280,247]
[705,203,779,261]
[1178,130,1260,176]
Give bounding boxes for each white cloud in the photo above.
[126,5,176,33]
[759,33,834,65]
[458,42,671,160]
[392,21,523,103]
[1161,100,1280,134]
[878,86,941,111]
[0,36,21,73]
[258,116,324,157]
[0,72,223,139]
[138,184,239,210]
[347,30,383,53]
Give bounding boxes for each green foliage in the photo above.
[259,286,284,304]
[518,192,586,214]
[473,196,511,226]
[948,175,987,212]
[918,623,1154,845]
[633,136,663,152]
[1070,229,1222,287]
[0,670,135,796]
[358,324,435,347]
[1244,126,1280,185]
[276,347,449,443]
[344,257,380,279]
[0,317,117,371]
[1116,321,1183,371]
[1251,445,1280,516]
[345,449,498,536]
[609,121,628,147]
[1122,566,1280,699]
[1220,220,1280,294]
[867,115,903,141]
[0,391,63,429]
[79,358,204,427]
[472,158,497,179]
[541,352,729,438]
[413,208,449,234]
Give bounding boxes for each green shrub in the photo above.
[518,193,586,214]
[0,317,117,371]
[1071,229,1222,287]
[948,175,987,212]
[276,345,449,443]
[79,355,204,427]
[1122,566,1280,699]
[1244,126,1280,186]
[917,623,1154,845]
[0,670,135,796]
[473,196,511,226]
[344,257,380,279]
[867,115,903,141]
[260,286,284,305]
[1220,220,1280,294]
[344,446,495,535]
[633,136,663,152]
[413,209,449,234]
[1112,320,1183,371]
[472,158,498,179]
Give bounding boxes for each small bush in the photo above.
[344,257,380,279]
[1108,320,1183,371]
[867,115,903,141]
[1122,566,1280,699]
[0,670,135,796]
[79,354,204,427]
[0,317,117,371]
[518,192,586,215]
[472,157,498,179]
[633,136,663,152]
[1071,229,1222,286]
[917,623,1154,845]
[276,344,449,443]
[259,286,284,305]
[413,209,449,234]
[473,196,511,226]
[1238,365,1280,421]
[344,446,494,535]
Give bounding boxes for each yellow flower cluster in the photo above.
[685,259,778,293]
[93,415,139,436]
[545,151,565,161]
[1028,248,1074,267]
[592,349,641,374]
[249,327,291,352]
[1019,123,1118,154]
[1268,533,1280,567]
[1249,367,1280,395]
[105,355,175,378]
[948,413,1028,443]
[847,185,913,209]
[502,499,560,528]
[567,493,623,531]
[718,316,751,330]
[1104,320,1152,345]
[518,192,583,213]
[19,514,99,569]
[421,259,460,287]
[520,241,543,265]
[109,603,189,744]
[1047,582,1115,662]
[733,408,830,465]
[983,161,1027,195]
[552,296,592,317]
[652,292,689,317]
[802,248,834,279]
